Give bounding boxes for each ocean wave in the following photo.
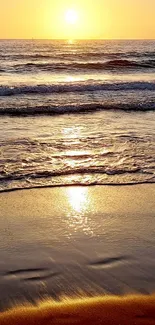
[0,81,155,97]
[1,51,155,61]
[10,59,155,72]
[0,166,142,180]
[0,101,155,116]
[0,172,155,193]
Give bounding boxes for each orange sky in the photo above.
[0,0,155,39]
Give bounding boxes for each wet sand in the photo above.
[1,295,155,325]
[0,185,155,310]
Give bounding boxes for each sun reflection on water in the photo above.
[65,187,93,237]
[65,75,76,82]
[67,39,74,45]
[67,187,88,213]
[62,126,83,139]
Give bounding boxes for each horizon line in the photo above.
[0,38,155,41]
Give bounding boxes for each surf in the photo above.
[1,81,155,97]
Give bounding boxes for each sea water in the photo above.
[0,40,155,191]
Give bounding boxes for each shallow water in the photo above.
[0,40,155,191]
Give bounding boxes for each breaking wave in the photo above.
[0,102,155,116]
[8,59,155,72]
[1,81,155,97]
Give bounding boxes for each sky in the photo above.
[0,0,155,39]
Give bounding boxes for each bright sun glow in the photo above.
[67,187,88,213]
[65,9,79,25]
[1,0,155,39]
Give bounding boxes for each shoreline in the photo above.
[0,184,155,309]
[1,180,155,194]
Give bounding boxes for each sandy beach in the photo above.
[0,184,155,310]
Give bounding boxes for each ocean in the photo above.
[1,39,155,307]
[0,39,155,192]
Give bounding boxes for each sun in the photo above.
[65,9,79,25]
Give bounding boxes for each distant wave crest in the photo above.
[10,59,155,72]
[1,50,155,61]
